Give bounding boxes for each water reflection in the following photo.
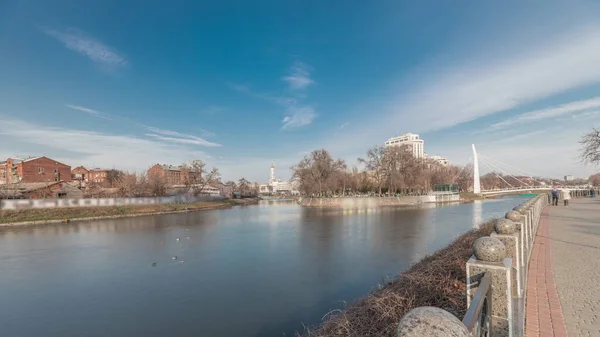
[0,196,528,337]
[473,200,483,229]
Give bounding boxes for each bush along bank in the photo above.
[300,220,495,337]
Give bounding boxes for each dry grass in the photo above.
[0,198,258,224]
[301,220,495,337]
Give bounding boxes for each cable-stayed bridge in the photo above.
[468,145,588,196]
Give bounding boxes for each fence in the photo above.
[0,194,226,210]
[396,188,595,337]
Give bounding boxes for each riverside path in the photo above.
[525,198,600,337]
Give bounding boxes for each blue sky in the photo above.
[1,1,600,182]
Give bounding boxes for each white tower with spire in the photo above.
[472,144,481,194]
[269,164,276,184]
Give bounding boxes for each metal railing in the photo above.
[462,272,492,337]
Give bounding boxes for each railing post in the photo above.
[467,237,513,336]
[492,219,522,298]
[507,210,528,268]
[396,307,469,336]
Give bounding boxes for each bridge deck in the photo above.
[525,198,600,337]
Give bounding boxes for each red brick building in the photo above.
[71,166,89,182]
[0,157,72,185]
[71,167,118,187]
[148,164,201,186]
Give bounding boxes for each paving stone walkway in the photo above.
[526,198,600,337]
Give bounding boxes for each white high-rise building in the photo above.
[384,133,425,158]
[428,155,449,166]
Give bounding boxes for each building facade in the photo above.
[71,166,89,182]
[148,164,201,186]
[428,155,450,166]
[259,164,298,194]
[0,157,71,185]
[384,133,425,158]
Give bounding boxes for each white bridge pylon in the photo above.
[472,144,481,194]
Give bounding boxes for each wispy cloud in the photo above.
[485,97,600,131]
[44,28,126,66]
[0,117,210,172]
[281,106,316,130]
[230,61,318,130]
[385,25,600,133]
[282,61,314,90]
[145,126,220,147]
[339,122,350,129]
[66,104,112,120]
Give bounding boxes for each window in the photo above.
[38,167,44,174]
[54,176,59,181]
[54,169,58,174]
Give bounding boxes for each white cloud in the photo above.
[339,122,350,129]
[386,25,600,133]
[145,126,220,147]
[281,106,316,130]
[44,28,127,66]
[486,97,600,131]
[0,117,210,172]
[66,104,112,120]
[282,61,314,90]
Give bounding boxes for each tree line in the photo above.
[84,160,259,198]
[291,145,472,197]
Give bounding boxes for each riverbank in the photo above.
[0,198,259,227]
[298,195,460,208]
[301,219,495,337]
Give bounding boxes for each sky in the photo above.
[1,1,600,183]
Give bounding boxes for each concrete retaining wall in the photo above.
[0,195,226,210]
[297,194,459,208]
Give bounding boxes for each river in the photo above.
[0,196,527,337]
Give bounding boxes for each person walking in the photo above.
[562,187,571,206]
[551,186,560,206]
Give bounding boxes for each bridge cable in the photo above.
[478,156,533,188]
[479,158,515,189]
[478,154,546,185]
[451,157,473,183]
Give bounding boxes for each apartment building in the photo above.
[384,133,425,158]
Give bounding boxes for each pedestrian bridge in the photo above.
[470,144,592,196]
[480,186,589,196]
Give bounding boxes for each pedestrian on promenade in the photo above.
[590,188,595,198]
[561,187,571,206]
[551,186,560,206]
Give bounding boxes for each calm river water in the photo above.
[0,196,526,337]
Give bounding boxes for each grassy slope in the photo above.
[0,198,257,224]
[302,220,495,337]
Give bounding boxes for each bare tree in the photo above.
[238,178,250,195]
[181,160,221,195]
[292,149,346,197]
[147,170,167,196]
[115,171,149,197]
[590,173,600,186]
[580,127,600,165]
[358,146,386,195]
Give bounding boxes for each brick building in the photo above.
[71,166,89,182]
[71,167,118,187]
[0,157,72,185]
[148,164,201,186]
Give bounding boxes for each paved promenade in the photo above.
[526,198,600,337]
